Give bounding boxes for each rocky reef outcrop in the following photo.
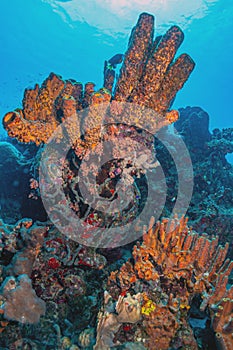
[175,107,233,256]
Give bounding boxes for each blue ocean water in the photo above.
[0,0,232,135]
[0,2,233,349]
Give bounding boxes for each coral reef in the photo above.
[174,107,233,255]
[99,216,233,349]
[0,11,232,350]
[0,215,111,348]
[1,13,196,250]
[0,274,46,323]
[0,218,46,275]
[3,13,194,146]
[1,12,196,250]
[94,291,142,350]
[175,106,212,148]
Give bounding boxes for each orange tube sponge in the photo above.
[3,13,195,146]
[106,216,232,349]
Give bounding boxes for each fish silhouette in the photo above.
[108,54,124,69]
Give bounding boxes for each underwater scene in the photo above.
[0,0,232,349]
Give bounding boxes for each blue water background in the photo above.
[0,0,232,158]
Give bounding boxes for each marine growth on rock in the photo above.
[0,12,232,350]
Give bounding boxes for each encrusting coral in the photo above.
[99,216,233,350]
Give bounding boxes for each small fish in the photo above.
[108,54,124,69]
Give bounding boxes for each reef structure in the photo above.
[173,107,233,256]
[98,216,233,350]
[1,10,231,350]
[0,218,107,347]
[1,13,195,246]
[3,13,195,147]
